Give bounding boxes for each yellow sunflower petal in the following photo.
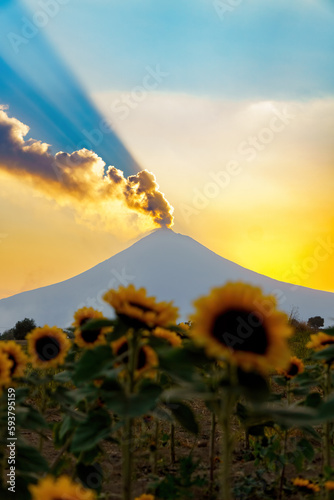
[29,474,96,500]
[277,356,304,379]
[189,282,292,374]
[134,495,155,500]
[307,332,334,351]
[292,477,320,492]
[103,284,178,329]
[0,341,28,378]
[26,326,71,369]
[152,327,182,347]
[0,350,12,393]
[73,307,110,349]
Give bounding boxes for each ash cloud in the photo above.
[0,106,174,229]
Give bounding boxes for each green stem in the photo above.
[50,436,72,472]
[324,363,332,477]
[219,364,236,500]
[153,419,159,474]
[38,385,47,453]
[72,451,84,479]
[278,380,291,500]
[122,417,133,500]
[170,422,176,464]
[121,331,139,500]
[0,427,5,488]
[209,411,217,496]
[245,428,250,450]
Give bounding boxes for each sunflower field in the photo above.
[1,282,334,500]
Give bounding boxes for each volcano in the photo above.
[0,228,333,331]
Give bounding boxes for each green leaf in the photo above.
[237,369,270,403]
[292,371,319,386]
[80,318,115,331]
[11,387,29,402]
[260,405,319,427]
[108,320,130,341]
[70,409,112,453]
[53,385,78,406]
[168,402,199,435]
[54,370,72,383]
[271,375,288,387]
[131,382,162,416]
[59,414,74,441]
[15,406,48,431]
[158,346,206,382]
[151,406,173,423]
[297,438,314,461]
[78,446,103,464]
[317,394,334,420]
[105,382,161,418]
[73,345,114,384]
[16,440,49,474]
[313,345,334,361]
[300,425,321,440]
[304,392,323,408]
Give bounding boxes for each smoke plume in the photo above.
[0,106,174,229]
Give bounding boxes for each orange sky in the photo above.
[0,96,333,302]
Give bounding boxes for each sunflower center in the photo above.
[79,317,91,327]
[81,328,101,343]
[116,342,147,370]
[137,347,147,370]
[8,354,17,375]
[287,363,299,377]
[128,301,155,314]
[35,336,61,361]
[321,339,334,346]
[212,308,268,354]
[78,317,102,343]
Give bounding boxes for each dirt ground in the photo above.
[17,398,324,500]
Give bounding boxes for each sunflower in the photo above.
[0,351,12,393]
[177,322,191,338]
[29,475,96,500]
[277,356,304,379]
[307,332,334,351]
[27,326,71,369]
[73,307,110,349]
[103,284,178,329]
[0,341,28,378]
[189,282,292,373]
[152,327,182,347]
[292,477,320,493]
[325,481,334,491]
[112,336,158,379]
[134,495,155,500]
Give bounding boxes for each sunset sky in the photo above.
[0,0,333,307]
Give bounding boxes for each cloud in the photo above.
[0,106,173,230]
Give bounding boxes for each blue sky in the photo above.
[19,0,334,99]
[0,0,333,299]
